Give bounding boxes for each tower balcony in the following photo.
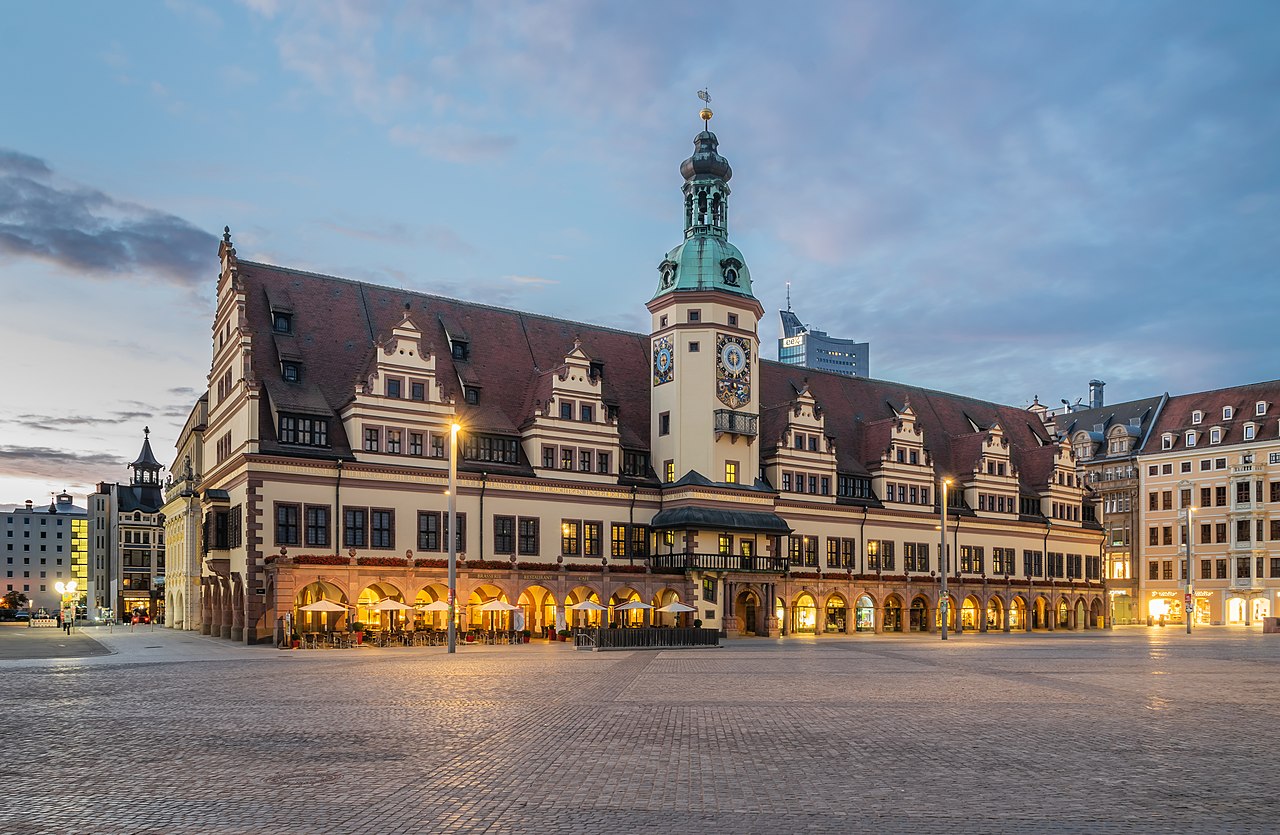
[714,409,757,437]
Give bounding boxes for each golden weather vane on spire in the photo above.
[697,88,713,128]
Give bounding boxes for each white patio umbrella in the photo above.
[656,602,696,613]
[417,599,451,629]
[615,600,653,610]
[568,599,606,628]
[477,599,518,631]
[299,599,350,612]
[369,598,414,629]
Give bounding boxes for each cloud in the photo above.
[320,219,477,256]
[0,148,216,289]
[0,446,131,486]
[388,126,517,164]
[503,274,558,286]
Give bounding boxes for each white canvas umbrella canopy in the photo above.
[370,599,413,611]
[418,600,451,612]
[615,600,653,611]
[656,602,696,613]
[568,601,606,611]
[477,600,518,611]
[299,599,350,612]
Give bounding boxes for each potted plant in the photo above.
[351,621,365,645]
[290,632,301,649]
[465,630,476,643]
[520,629,531,644]
[693,619,703,629]
[557,628,571,642]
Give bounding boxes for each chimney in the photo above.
[1089,379,1105,410]
[24,499,33,512]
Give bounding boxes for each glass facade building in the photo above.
[778,309,869,378]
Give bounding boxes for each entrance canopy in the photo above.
[649,506,791,534]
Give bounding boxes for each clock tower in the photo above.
[647,105,764,486]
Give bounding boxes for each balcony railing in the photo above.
[713,409,758,436]
[649,552,788,573]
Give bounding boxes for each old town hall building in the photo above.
[167,114,1105,643]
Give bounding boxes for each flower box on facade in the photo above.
[414,558,448,568]
[294,555,352,566]
[516,562,560,571]
[356,557,409,567]
[566,564,604,573]
[465,559,514,570]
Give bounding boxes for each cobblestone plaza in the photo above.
[2,626,1277,833]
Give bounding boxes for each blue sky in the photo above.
[1,0,1277,504]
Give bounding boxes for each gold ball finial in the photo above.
[699,107,713,123]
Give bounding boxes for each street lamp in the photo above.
[940,478,951,641]
[55,580,78,633]
[1179,479,1194,635]
[447,422,461,654]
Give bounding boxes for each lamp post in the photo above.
[55,580,78,634]
[1179,479,1194,635]
[447,422,461,654]
[940,478,950,641]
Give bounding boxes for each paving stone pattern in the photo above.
[1,627,1277,834]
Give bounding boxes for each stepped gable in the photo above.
[240,261,652,455]
[762,361,1057,490]
[1148,379,1280,451]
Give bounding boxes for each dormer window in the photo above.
[1161,434,1173,450]
[1256,401,1267,416]
[465,387,478,405]
[1244,423,1256,441]
[723,266,739,286]
[1191,410,1202,425]
[272,312,293,334]
[1186,431,1196,447]
[1209,427,1221,444]
[1223,406,1233,420]
[451,341,469,361]
[281,361,301,383]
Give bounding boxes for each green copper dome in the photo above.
[651,127,755,301]
[654,236,753,298]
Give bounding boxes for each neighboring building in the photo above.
[188,113,1103,645]
[1137,382,1280,626]
[161,396,208,632]
[778,303,868,378]
[88,430,167,621]
[1053,387,1167,625]
[2,493,88,615]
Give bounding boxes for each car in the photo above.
[13,610,30,622]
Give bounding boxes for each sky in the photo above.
[1,0,1277,505]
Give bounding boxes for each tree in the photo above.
[2,590,28,610]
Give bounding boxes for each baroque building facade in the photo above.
[171,115,1106,644]
[1137,382,1280,626]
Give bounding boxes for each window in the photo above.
[343,508,367,548]
[959,545,984,573]
[688,309,700,323]
[275,504,300,546]
[727,313,739,327]
[1023,550,1043,576]
[452,341,468,360]
[612,524,628,558]
[461,434,520,464]
[370,510,394,549]
[1201,559,1212,580]
[561,520,580,555]
[725,461,738,484]
[688,341,699,353]
[665,461,675,482]
[1223,406,1233,420]
[411,381,426,401]
[1161,526,1172,546]
[281,361,301,383]
[1148,527,1158,547]
[597,452,610,474]
[386,429,402,454]
[584,522,601,557]
[1216,523,1227,544]
[821,477,830,495]
[993,547,1015,574]
[1244,424,1256,441]
[272,311,292,334]
[1162,490,1172,510]
[386,379,401,399]
[659,412,670,436]
[1216,486,1227,506]
[515,518,539,555]
[580,404,594,422]
[560,448,574,470]
[560,401,574,420]
[464,388,478,405]
[430,435,444,458]
[630,525,648,558]
[808,436,818,452]
[905,542,930,572]
[579,451,592,472]
[494,516,515,554]
[1161,435,1173,450]
[409,433,423,456]
[304,506,329,548]
[1186,431,1196,447]
[364,427,380,452]
[542,446,556,468]
[1200,487,1211,507]
[1216,559,1227,579]
[622,451,649,477]
[1209,428,1221,444]
[1191,410,1202,425]
[1149,492,1158,511]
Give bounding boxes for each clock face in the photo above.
[715,333,751,408]
[652,336,674,386]
[720,341,746,376]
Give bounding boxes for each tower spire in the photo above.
[786,281,791,312]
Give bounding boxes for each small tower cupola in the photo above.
[129,426,164,487]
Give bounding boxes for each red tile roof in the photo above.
[1146,380,1280,453]
[239,260,1061,490]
